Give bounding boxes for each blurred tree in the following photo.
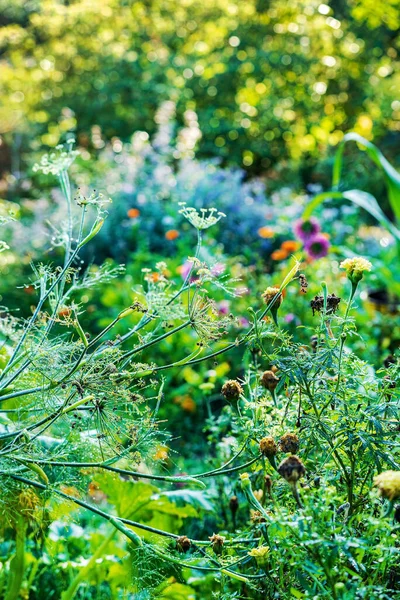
[0,0,399,174]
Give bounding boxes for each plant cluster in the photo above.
[0,144,399,599]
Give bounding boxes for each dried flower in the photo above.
[278,455,306,483]
[279,432,300,454]
[229,495,239,516]
[259,436,278,458]
[221,379,243,400]
[294,217,320,241]
[304,234,330,260]
[176,535,192,552]
[310,293,341,315]
[261,370,279,391]
[373,471,400,501]
[265,475,273,497]
[209,533,225,555]
[340,257,372,284]
[262,287,283,308]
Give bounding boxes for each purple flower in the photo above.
[294,217,321,241]
[217,300,230,315]
[211,262,226,277]
[304,234,330,260]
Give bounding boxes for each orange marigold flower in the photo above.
[165,229,180,240]
[127,208,140,218]
[271,249,289,261]
[281,240,300,252]
[258,226,275,239]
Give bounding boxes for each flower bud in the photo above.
[221,379,243,400]
[277,455,305,484]
[278,432,300,454]
[260,370,279,391]
[259,436,278,458]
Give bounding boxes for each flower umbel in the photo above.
[179,203,226,230]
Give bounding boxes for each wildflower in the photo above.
[165,229,179,240]
[340,256,372,284]
[373,471,400,501]
[176,536,191,553]
[281,240,300,252]
[261,370,279,391]
[248,545,270,568]
[259,436,278,458]
[294,217,321,241]
[258,226,275,239]
[209,533,225,555]
[279,432,300,454]
[277,455,305,483]
[304,234,330,260]
[127,208,140,218]
[271,248,288,261]
[250,510,267,523]
[179,203,225,230]
[221,379,243,400]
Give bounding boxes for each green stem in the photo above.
[5,516,26,600]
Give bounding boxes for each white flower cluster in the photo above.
[179,203,225,230]
[32,140,79,176]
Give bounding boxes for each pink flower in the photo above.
[211,263,226,277]
[217,300,230,315]
[304,234,330,259]
[294,217,321,241]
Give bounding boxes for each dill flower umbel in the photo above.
[340,257,372,284]
[373,471,400,501]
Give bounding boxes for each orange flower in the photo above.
[154,446,169,461]
[280,240,300,252]
[165,229,179,240]
[127,208,140,218]
[271,249,289,261]
[258,226,275,239]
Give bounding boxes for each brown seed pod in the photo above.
[277,455,306,483]
[259,436,278,458]
[221,379,243,400]
[176,535,191,553]
[278,432,300,454]
[229,495,239,515]
[209,533,225,555]
[260,370,279,391]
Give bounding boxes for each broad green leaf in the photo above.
[333,132,400,225]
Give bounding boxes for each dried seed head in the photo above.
[265,475,273,496]
[176,536,191,553]
[250,510,267,524]
[221,379,243,400]
[277,455,306,483]
[229,495,239,515]
[259,436,278,458]
[279,432,300,454]
[262,287,283,308]
[310,293,341,316]
[261,370,279,391]
[209,533,225,555]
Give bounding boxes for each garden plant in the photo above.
[0,143,399,599]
